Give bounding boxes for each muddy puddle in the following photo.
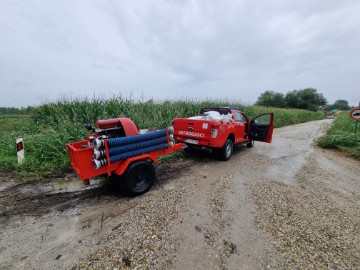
[0,175,130,270]
[255,119,331,184]
[0,160,189,270]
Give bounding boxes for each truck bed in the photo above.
[173,110,236,148]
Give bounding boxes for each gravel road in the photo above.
[1,119,359,269]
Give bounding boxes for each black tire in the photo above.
[247,140,254,148]
[121,161,156,196]
[220,139,233,161]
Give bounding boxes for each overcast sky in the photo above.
[1,0,359,107]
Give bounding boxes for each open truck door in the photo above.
[249,113,274,143]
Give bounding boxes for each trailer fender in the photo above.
[113,154,156,176]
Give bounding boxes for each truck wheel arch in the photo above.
[227,133,235,145]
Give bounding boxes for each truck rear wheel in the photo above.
[220,139,233,161]
[121,161,156,196]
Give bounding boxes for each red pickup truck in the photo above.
[173,107,274,160]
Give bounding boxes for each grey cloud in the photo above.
[0,0,359,107]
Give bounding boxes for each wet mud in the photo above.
[0,162,187,270]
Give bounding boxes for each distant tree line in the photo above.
[324,99,351,111]
[255,88,351,111]
[0,106,35,115]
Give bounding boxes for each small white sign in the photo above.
[16,138,24,163]
[202,123,208,129]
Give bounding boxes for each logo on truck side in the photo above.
[178,130,205,138]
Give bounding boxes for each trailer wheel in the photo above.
[121,161,156,196]
[220,139,233,161]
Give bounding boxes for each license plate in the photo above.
[185,138,199,145]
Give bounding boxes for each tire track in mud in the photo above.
[0,180,120,216]
[0,162,189,270]
[0,176,128,270]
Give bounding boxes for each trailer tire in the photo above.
[121,161,156,196]
[220,139,233,161]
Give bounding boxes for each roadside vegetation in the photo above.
[0,96,323,179]
[318,111,360,159]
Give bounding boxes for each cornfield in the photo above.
[0,96,324,178]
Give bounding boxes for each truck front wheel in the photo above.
[121,161,156,196]
[220,139,233,161]
[247,140,254,148]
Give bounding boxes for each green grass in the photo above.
[318,112,360,159]
[0,115,32,173]
[0,96,324,179]
[0,115,30,131]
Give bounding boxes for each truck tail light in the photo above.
[211,128,218,138]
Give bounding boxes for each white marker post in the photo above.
[16,138,25,163]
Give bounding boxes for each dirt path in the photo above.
[1,119,359,269]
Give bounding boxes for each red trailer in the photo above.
[67,117,182,196]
